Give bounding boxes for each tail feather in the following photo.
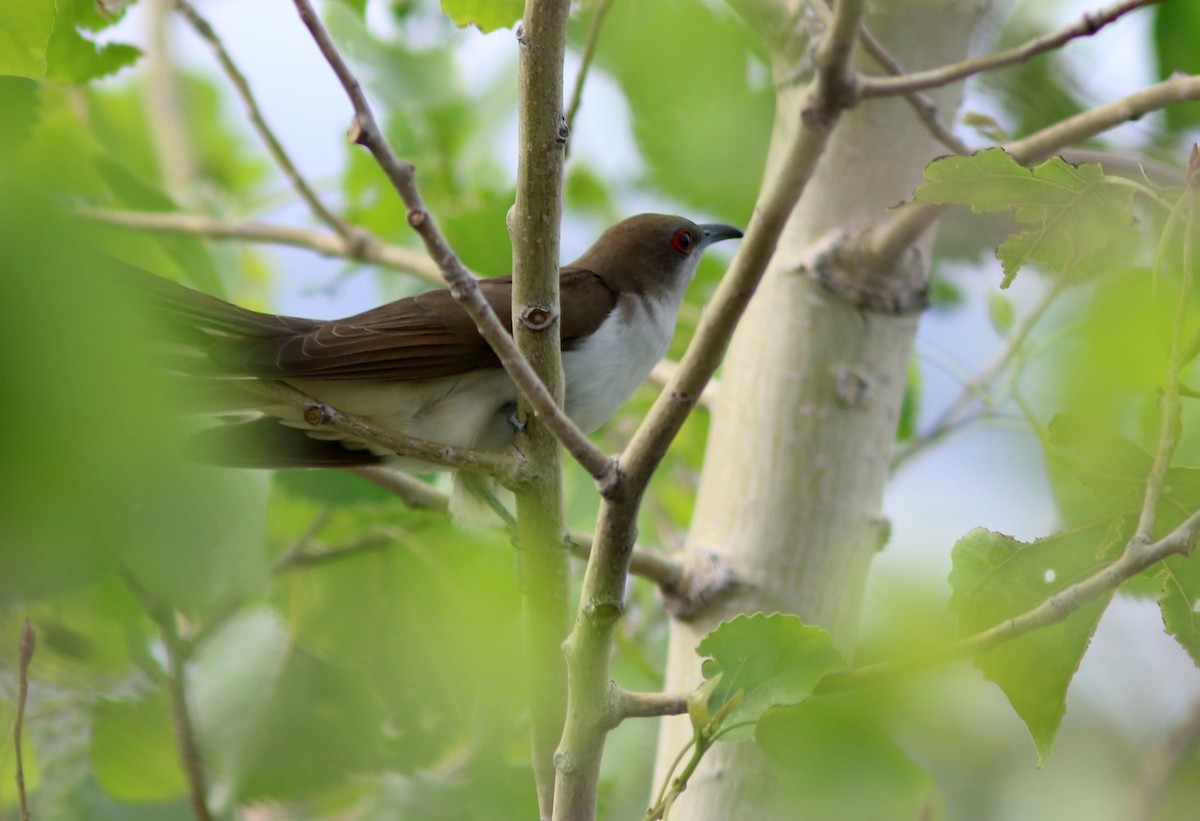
[187,418,384,468]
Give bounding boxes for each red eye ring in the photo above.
[670,228,694,255]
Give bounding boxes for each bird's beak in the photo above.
[699,223,744,247]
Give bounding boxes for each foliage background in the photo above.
[2,0,1200,819]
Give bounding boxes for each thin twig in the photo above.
[820,506,1200,692]
[349,466,451,511]
[865,72,1200,267]
[858,0,1160,99]
[855,22,971,155]
[891,278,1067,471]
[291,0,617,488]
[273,531,393,571]
[77,206,444,284]
[123,574,214,821]
[173,0,354,239]
[1132,166,1195,543]
[14,618,34,821]
[564,0,615,157]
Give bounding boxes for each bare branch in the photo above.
[820,506,1200,692]
[864,72,1200,267]
[291,0,616,488]
[174,0,353,238]
[859,0,1161,99]
[614,687,689,722]
[648,360,717,412]
[13,618,34,821]
[77,206,444,284]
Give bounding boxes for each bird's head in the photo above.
[572,213,743,300]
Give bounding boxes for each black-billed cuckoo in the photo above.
[129,213,741,478]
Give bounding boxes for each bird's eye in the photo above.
[670,228,694,254]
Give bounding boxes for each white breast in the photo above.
[562,294,679,433]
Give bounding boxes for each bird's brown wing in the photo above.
[235,267,619,382]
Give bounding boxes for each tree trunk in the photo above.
[653,2,989,816]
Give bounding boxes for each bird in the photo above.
[123,213,742,496]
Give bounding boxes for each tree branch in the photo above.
[554,2,867,818]
[510,0,574,814]
[77,206,444,284]
[614,687,689,722]
[173,0,353,238]
[858,0,1160,100]
[292,0,616,488]
[820,506,1200,692]
[864,72,1200,267]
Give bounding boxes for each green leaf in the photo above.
[43,0,141,84]
[756,700,939,821]
[91,691,187,802]
[895,358,921,443]
[1157,554,1200,666]
[0,0,56,78]
[948,522,1125,762]
[440,0,523,31]
[696,614,844,741]
[191,609,389,802]
[914,148,1136,287]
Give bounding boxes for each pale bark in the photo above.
[652,2,990,816]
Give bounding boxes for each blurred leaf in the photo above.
[1158,553,1200,666]
[91,691,186,802]
[440,0,522,32]
[43,0,141,83]
[0,0,55,78]
[988,292,1015,335]
[590,0,770,219]
[915,149,1137,287]
[1153,1,1200,131]
[948,522,1124,762]
[756,700,939,821]
[191,609,389,802]
[927,274,965,311]
[696,614,844,741]
[274,522,528,771]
